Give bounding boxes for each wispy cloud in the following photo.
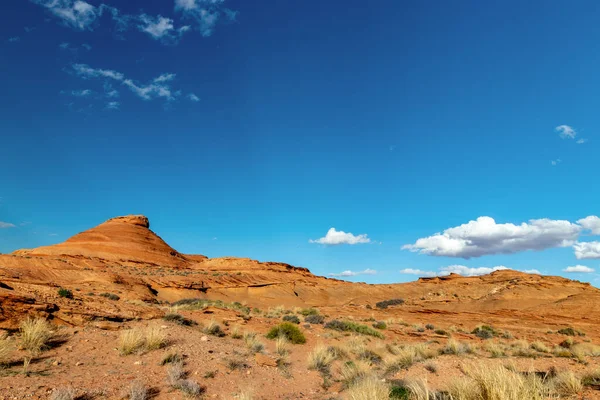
[328,269,377,277]
[175,0,235,37]
[576,138,588,144]
[551,158,561,166]
[563,265,594,273]
[556,124,576,139]
[59,42,92,52]
[0,222,16,228]
[24,27,36,33]
[7,37,20,43]
[71,89,92,97]
[106,101,119,110]
[188,93,200,102]
[310,227,371,245]
[137,14,190,43]
[73,63,124,80]
[31,0,104,30]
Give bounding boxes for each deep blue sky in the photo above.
[1,0,599,285]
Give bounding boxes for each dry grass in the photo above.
[235,390,254,400]
[231,325,242,339]
[50,387,75,400]
[118,328,145,355]
[0,333,14,365]
[340,360,370,387]
[19,317,53,354]
[127,380,148,400]
[441,339,472,355]
[346,375,389,400]
[530,341,550,353]
[166,361,185,387]
[144,326,166,350]
[275,335,290,356]
[553,371,582,396]
[307,344,336,372]
[483,341,506,358]
[404,378,432,400]
[243,332,264,354]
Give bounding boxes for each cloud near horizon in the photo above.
[563,265,595,273]
[0,222,16,228]
[310,227,371,245]
[328,268,376,277]
[400,265,541,278]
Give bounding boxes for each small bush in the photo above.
[375,298,404,309]
[161,352,182,365]
[163,313,196,326]
[266,322,306,344]
[425,324,435,330]
[205,320,226,337]
[118,328,145,355]
[472,325,496,339]
[0,334,14,365]
[324,320,384,339]
[57,288,73,299]
[175,379,205,397]
[145,326,166,350]
[305,314,325,324]
[231,325,243,339]
[340,360,370,388]
[127,381,148,400]
[50,387,75,400]
[553,371,582,396]
[282,315,300,324]
[19,317,53,354]
[424,362,438,373]
[558,327,584,336]
[307,345,336,372]
[441,339,472,355]
[581,370,600,386]
[166,361,185,386]
[434,329,448,336]
[100,292,120,301]
[372,321,387,330]
[299,308,319,316]
[243,332,265,353]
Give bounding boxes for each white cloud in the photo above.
[0,222,15,228]
[551,159,561,166]
[104,82,119,98]
[82,43,91,50]
[578,216,600,235]
[310,227,371,245]
[523,269,541,274]
[32,0,101,30]
[563,265,595,273]
[188,93,200,102]
[576,138,588,144]
[106,101,119,110]
[71,63,181,103]
[399,268,437,277]
[328,269,377,277]
[8,37,20,43]
[175,0,230,37]
[556,125,576,139]
[71,89,91,97]
[574,241,600,259]
[137,15,190,43]
[403,216,581,258]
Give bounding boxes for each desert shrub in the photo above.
[530,341,550,353]
[100,292,120,301]
[472,325,496,339]
[425,324,435,330]
[118,328,145,355]
[226,358,248,370]
[305,314,325,324]
[266,322,306,344]
[307,345,336,372]
[205,320,226,337]
[166,361,185,386]
[324,320,384,339]
[347,375,390,399]
[553,371,582,396]
[375,298,404,309]
[282,315,300,324]
[243,332,265,353]
[175,379,205,397]
[231,325,243,339]
[145,326,166,350]
[0,334,14,365]
[50,387,75,400]
[559,337,575,348]
[340,360,370,388]
[163,313,196,326]
[441,339,473,355]
[57,288,73,299]
[424,362,438,373]
[372,321,387,330]
[483,341,505,358]
[19,317,53,354]
[161,351,182,365]
[581,370,600,386]
[389,385,410,399]
[127,380,148,400]
[171,298,250,314]
[434,329,448,336]
[558,327,585,336]
[298,308,319,316]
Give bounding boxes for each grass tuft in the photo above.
[266,322,306,344]
[19,317,53,355]
[324,320,384,339]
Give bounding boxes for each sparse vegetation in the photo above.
[372,321,387,330]
[425,323,435,330]
[118,328,145,355]
[340,360,370,388]
[441,338,473,355]
[558,327,585,337]
[307,344,336,373]
[424,361,438,373]
[472,325,496,339]
[204,320,226,337]
[0,333,14,365]
[99,292,120,301]
[57,288,73,299]
[346,375,389,399]
[275,335,290,356]
[161,351,182,365]
[298,308,319,316]
[375,298,404,309]
[19,317,53,354]
[530,341,550,353]
[305,314,325,324]
[231,325,243,339]
[553,371,582,396]
[266,322,306,344]
[171,298,251,315]
[163,313,196,326]
[50,387,75,400]
[127,380,148,400]
[144,326,167,350]
[324,320,384,339]
[243,332,265,353]
[282,315,300,324]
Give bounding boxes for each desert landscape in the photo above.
[0,215,598,399]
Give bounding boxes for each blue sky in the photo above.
[1,0,600,285]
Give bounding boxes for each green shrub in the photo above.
[266,323,306,344]
[305,314,325,324]
[299,308,319,316]
[324,320,384,339]
[100,292,120,301]
[163,313,197,326]
[558,327,585,336]
[472,325,495,339]
[389,385,410,399]
[375,298,404,309]
[372,321,387,330]
[57,288,73,299]
[425,324,435,330]
[282,315,300,324]
[434,329,448,336]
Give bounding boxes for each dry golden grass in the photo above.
[243,332,264,354]
[530,341,550,353]
[483,341,506,358]
[553,371,582,396]
[275,335,290,356]
[231,325,242,339]
[144,326,166,350]
[50,387,75,400]
[346,375,389,400]
[19,317,53,354]
[118,328,145,355]
[235,389,253,400]
[441,338,472,355]
[307,344,336,372]
[0,333,14,365]
[340,360,370,387]
[404,378,432,400]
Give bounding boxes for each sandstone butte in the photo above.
[2,214,599,336]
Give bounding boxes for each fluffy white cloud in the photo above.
[573,241,600,259]
[403,216,581,258]
[0,222,16,228]
[563,265,595,273]
[71,64,182,103]
[328,269,376,277]
[310,228,371,245]
[556,124,576,139]
[578,216,600,235]
[551,159,561,166]
[175,0,233,37]
[188,93,200,102]
[400,265,540,278]
[523,269,541,274]
[399,268,437,277]
[32,0,101,30]
[137,15,190,42]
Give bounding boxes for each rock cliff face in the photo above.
[1,215,599,335]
